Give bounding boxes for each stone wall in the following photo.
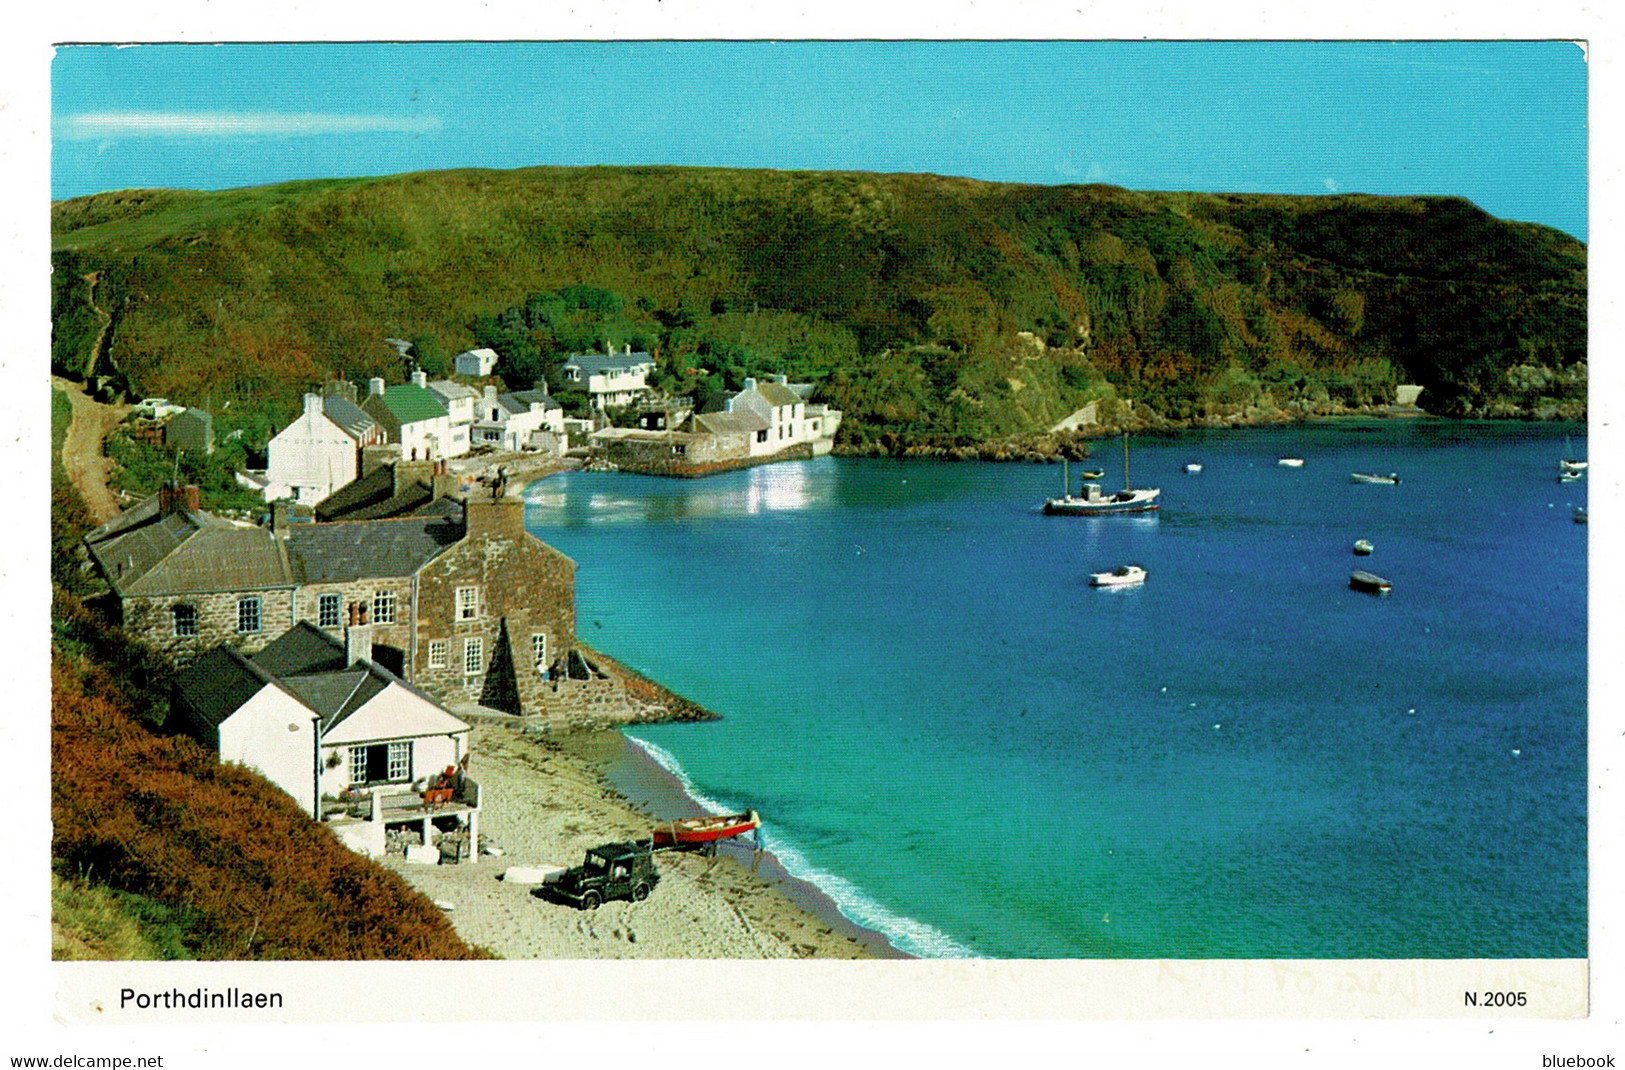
[290,578,417,672]
[411,496,577,716]
[608,441,814,478]
[124,588,297,666]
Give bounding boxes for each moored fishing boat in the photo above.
[1044,434,1161,515]
[1349,569,1392,595]
[1353,539,1374,555]
[1278,457,1304,468]
[651,810,761,848]
[1090,564,1147,588]
[1184,462,1203,473]
[1351,472,1401,485]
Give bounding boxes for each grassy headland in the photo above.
[52,166,1586,453]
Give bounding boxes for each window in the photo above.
[237,597,261,633]
[756,429,768,443]
[464,637,484,675]
[171,603,198,637]
[372,589,397,625]
[387,741,411,781]
[456,586,481,621]
[531,633,547,674]
[349,741,414,785]
[427,640,449,669]
[317,593,340,629]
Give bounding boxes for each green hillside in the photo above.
[51,166,1587,447]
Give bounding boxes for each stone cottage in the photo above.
[85,484,602,723]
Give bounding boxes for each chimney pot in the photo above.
[369,377,386,396]
[411,369,428,388]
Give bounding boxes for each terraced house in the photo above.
[85,485,585,720]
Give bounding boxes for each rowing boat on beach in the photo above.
[651,810,761,847]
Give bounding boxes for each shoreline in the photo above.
[595,729,910,959]
[383,722,897,959]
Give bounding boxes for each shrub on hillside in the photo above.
[51,662,482,960]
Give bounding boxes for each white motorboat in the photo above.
[1351,472,1400,485]
[1278,457,1304,468]
[1090,565,1147,588]
[1184,463,1203,473]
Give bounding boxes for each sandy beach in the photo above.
[383,724,890,959]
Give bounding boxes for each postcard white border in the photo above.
[9,1,1621,1066]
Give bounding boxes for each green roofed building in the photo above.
[361,371,461,460]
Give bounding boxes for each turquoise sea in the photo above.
[523,421,1587,959]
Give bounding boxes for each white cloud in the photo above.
[58,112,443,140]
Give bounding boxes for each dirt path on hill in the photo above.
[53,375,128,524]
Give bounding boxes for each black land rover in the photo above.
[547,842,660,910]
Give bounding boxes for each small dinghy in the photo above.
[1278,457,1305,468]
[1349,570,1392,595]
[1353,539,1374,556]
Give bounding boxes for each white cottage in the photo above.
[453,347,500,377]
[172,623,480,857]
[263,394,384,505]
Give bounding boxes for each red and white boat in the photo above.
[651,810,761,848]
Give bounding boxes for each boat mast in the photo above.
[1122,433,1131,491]
[1062,457,1070,498]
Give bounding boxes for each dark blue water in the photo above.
[524,421,1587,959]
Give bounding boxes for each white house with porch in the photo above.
[172,622,481,861]
[560,345,656,410]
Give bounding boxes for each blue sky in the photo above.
[51,41,1588,239]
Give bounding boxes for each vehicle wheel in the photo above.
[581,891,601,911]
[632,882,650,902]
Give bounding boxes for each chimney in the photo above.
[270,500,291,532]
[158,483,202,516]
[411,369,428,389]
[776,374,789,385]
[322,377,358,403]
[484,385,498,403]
[431,470,459,500]
[345,624,374,667]
[303,393,322,418]
[463,495,524,541]
[369,377,386,397]
[361,442,400,476]
[743,377,756,391]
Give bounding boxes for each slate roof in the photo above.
[282,670,390,731]
[427,380,479,404]
[86,500,296,597]
[562,352,655,376]
[174,623,464,738]
[508,389,559,410]
[172,646,284,733]
[285,515,462,583]
[252,621,351,676]
[754,381,803,408]
[322,396,378,440]
[379,384,448,424]
[694,410,769,436]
